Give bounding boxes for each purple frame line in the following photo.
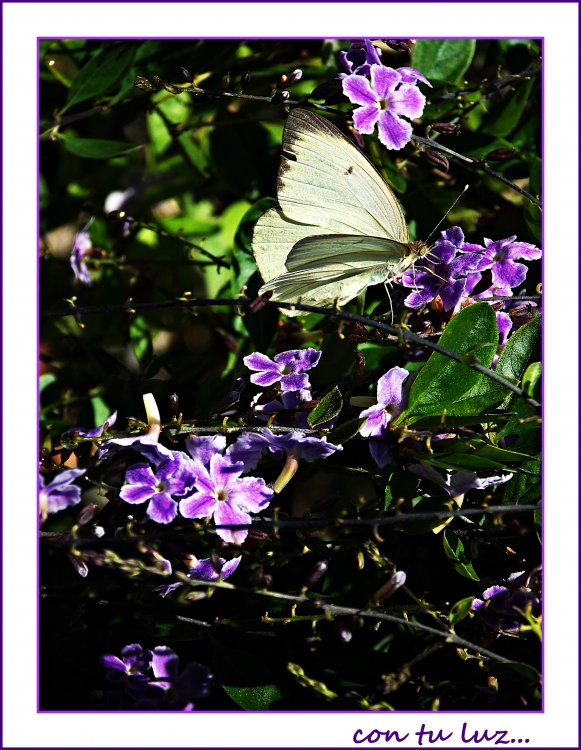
[35,35,548,730]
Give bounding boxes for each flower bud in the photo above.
[247,291,273,313]
[309,80,342,101]
[246,527,270,541]
[67,551,89,578]
[431,122,461,136]
[373,570,406,603]
[134,76,156,92]
[240,71,252,90]
[385,39,411,52]
[270,90,290,106]
[304,560,329,590]
[485,147,516,161]
[181,67,193,83]
[222,72,231,91]
[276,69,302,90]
[425,149,450,172]
[76,502,97,527]
[329,620,353,643]
[255,383,282,406]
[168,392,179,417]
[351,350,366,384]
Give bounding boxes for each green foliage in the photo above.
[411,39,476,84]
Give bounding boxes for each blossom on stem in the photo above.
[73,411,117,439]
[70,218,97,286]
[119,458,197,524]
[244,348,321,393]
[461,236,542,290]
[153,556,241,597]
[342,64,429,150]
[401,227,482,311]
[39,468,86,519]
[356,366,409,468]
[472,569,540,632]
[100,644,152,689]
[179,453,273,544]
[340,39,382,76]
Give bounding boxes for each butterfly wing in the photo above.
[260,235,408,315]
[277,109,409,240]
[252,109,409,285]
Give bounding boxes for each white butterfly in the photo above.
[252,108,429,316]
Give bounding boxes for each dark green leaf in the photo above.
[328,417,366,444]
[396,303,498,424]
[62,137,142,159]
[449,596,475,628]
[489,661,541,685]
[443,529,480,580]
[62,42,136,112]
[130,316,153,367]
[308,386,343,428]
[411,39,476,84]
[502,458,541,504]
[211,637,287,709]
[483,76,535,138]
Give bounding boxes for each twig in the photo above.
[41,296,542,410]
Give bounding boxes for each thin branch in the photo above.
[176,575,511,663]
[41,296,542,410]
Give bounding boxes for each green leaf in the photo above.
[328,417,366,445]
[449,596,475,628]
[211,638,287,709]
[443,529,480,580]
[130,316,153,366]
[308,386,343,428]
[488,661,541,685]
[502,458,541,504]
[411,39,476,84]
[40,373,57,394]
[396,303,498,424]
[385,467,420,511]
[524,201,542,243]
[62,137,142,159]
[445,313,541,416]
[483,76,535,138]
[522,361,541,397]
[62,42,136,112]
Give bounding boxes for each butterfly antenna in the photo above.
[383,281,395,323]
[424,185,469,244]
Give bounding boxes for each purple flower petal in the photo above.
[369,64,401,97]
[397,66,432,87]
[151,646,180,682]
[369,440,393,468]
[147,493,177,524]
[377,109,412,150]
[179,491,218,519]
[188,556,241,582]
[185,434,227,467]
[390,83,426,119]
[352,105,381,135]
[376,366,409,407]
[342,73,377,106]
[213,503,252,544]
[440,278,467,311]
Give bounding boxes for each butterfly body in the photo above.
[252,108,429,313]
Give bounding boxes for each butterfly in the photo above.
[251,108,430,315]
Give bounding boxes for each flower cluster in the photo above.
[96,644,211,710]
[70,217,101,286]
[472,568,541,632]
[339,39,431,150]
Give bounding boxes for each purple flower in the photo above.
[179,453,273,544]
[340,39,382,76]
[185,434,227,467]
[226,428,342,472]
[397,66,432,87]
[408,462,514,499]
[472,570,540,632]
[461,236,542,290]
[70,218,96,286]
[127,647,211,710]
[342,64,429,150]
[252,388,337,431]
[496,311,513,347]
[358,366,409,468]
[119,458,197,524]
[153,556,241,597]
[100,644,153,689]
[244,348,321,393]
[99,435,179,466]
[39,468,86,518]
[401,228,482,311]
[74,411,117,439]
